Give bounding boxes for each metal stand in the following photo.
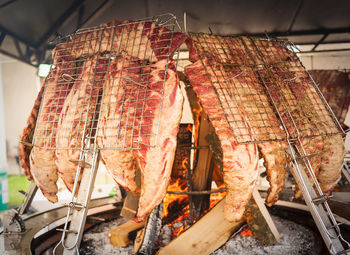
[53,147,100,255]
[343,156,350,183]
[287,143,350,255]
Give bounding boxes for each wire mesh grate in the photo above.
[31,14,183,150]
[188,33,343,144]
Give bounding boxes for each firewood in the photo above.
[120,170,141,219]
[120,192,140,219]
[108,220,145,247]
[244,188,280,245]
[134,228,145,254]
[157,197,244,255]
[185,83,215,217]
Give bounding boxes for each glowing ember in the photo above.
[162,178,188,218]
[240,227,253,237]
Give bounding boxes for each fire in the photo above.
[240,227,253,237]
[162,178,188,218]
[209,183,227,209]
[186,123,193,133]
[161,103,228,240]
[192,106,202,150]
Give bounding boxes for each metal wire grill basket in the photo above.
[188,33,344,144]
[31,13,183,150]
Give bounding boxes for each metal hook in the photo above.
[62,73,76,81]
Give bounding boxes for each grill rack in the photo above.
[31,13,181,150]
[188,32,349,254]
[25,13,183,254]
[188,33,344,144]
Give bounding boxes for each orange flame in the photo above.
[240,227,253,237]
[186,124,193,133]
[192,106,202,150]
[209,184,227,209]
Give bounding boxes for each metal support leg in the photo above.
[18,181,38,215]
[53,149,100,255]
[287,145,350,255]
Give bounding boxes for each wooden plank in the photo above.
[134,228,145,254]
[157,198,244,255]
[120,192,139,219]
[107,220,145,247]
[244,189,280,245]
[191,112,215,217]
[120,170,141,219]
[184,83,215,217]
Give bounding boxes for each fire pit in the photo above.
[77,206,323,255]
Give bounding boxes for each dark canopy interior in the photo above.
[1,0,350,66]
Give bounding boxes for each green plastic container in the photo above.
[0,169,8,211]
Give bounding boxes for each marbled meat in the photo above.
[185,59,259,222]
[56,58,108,192]
[29,53,76,202]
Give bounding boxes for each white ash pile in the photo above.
[80,217,134,255]
[212,216,321,255]
[79,215,320,254]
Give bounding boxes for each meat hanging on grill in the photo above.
[186,34,287,213]
[239,37,328,198]
[256,39,344,195]
[133,59,184,221]
[19,84,45,181]
[55,19,187,63]
[29,53,76,202]
[185,58,259,222]
[55,57,108,192]
[97,55,143,193]
[288,68,344,195]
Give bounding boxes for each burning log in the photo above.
[182,72,216,217]
[136,203,163,255]
[158,197,244,255]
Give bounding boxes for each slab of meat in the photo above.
[187,34,287,208]
[56,57,107,192]
[133,59,184,221]
[29,54,76,202]
[97,55,143,193]
[239,37,326,198]
[185,59,259,222]
[256,65,323,196]
[19,84,45,181]
[55,19,187,62]
[318,134,345,194]
[257,39,344,195]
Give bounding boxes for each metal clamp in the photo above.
[64,202,85,211]
[312,194,332,206]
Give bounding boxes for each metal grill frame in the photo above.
[188,32,344,145]
[187,32,350,254]
[30,13,182,151]
[27,13,184,254]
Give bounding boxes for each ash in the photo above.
[79,215,319,254]
[80,217,134,255]
[212,216,320,255]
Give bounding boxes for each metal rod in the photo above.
[299,48,350,54]
[185,162,194,223]
[287,0,304,32]
[311,33,329,52]
[167,188,227,195]
[18,182,38,216]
